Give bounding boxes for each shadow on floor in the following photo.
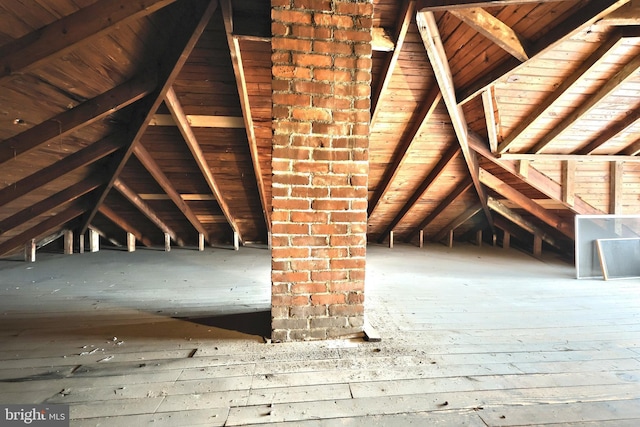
[173,310,271,338]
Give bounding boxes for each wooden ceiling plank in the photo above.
[417,0,576,11]
[404,176,473,242]
[371,0,416,128]
[113,178,184,246]
[0,133,124,208]
[432,202,482,243]
[134,139,209,242]
[487,196,564,250]
[602,0,640,25]
[220,0,269,234]
[0,0,177,84]
[482,86,499,153]
[98,204,153,248]
[450,7,530,62]
[80,0,219,235]
[0,176,102,236]
[498,153,640,162]
[576,106,640,155]
[377,143,461,243]
[456,0,631,105]
[529,51,640,154]
[498,32,625,154]
[469,134,604,215]
[479,168,574,239]
[164,87,241,242]
[417,11,493,229]
[368,86,442,217]
[0,77,155,166]
[0,203,86,257]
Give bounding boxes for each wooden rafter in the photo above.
[81,0,218,235]
[417,0,576,11]
[432,203,482,243]
[98,205,153,248]
[498,153,640,162]
[416,11,493,229]
[0,0,176,84]
[576,105,640,155]
[620,138,640,155]
[220,0,270,234]
[479,168,574,239]
[378,143,460,242]
[602,0,640,25]
[0,77,154,166]
[469,134,603,215]
[164,87,242,241]
[133,142,210,242]
[456,0,631,105]
[0,204,86,257]
[371,0,416,128]
[369,86,442,216]
[529,52,640,154]
[482,86,499,153]
[405,176,473,242]
[0,134,123,208]
[150,114,245,128]
[450,7,530,62]
[498,31,626,154]
[113,178,184,246]
[0,177,102,235]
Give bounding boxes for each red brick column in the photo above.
[271,0,373,341]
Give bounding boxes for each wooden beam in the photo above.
[433,203,483,243]
[127,232,136,252]
[220,0,270,234]
[0,135,123,208]
[164,87,241,241]
[502,230,510,249]
[149,114,245,128]
[533,234,543,258]
[576,105,640,155]
[456,0,631,105]
[450,7,530,62]
[405,177,474,242]
[479,168,574,238]
[372,27,395,52]
[0,204,86,257]
[610,161,624,214]
[602,0,640,25]
[371,0,416,128]
[164,233,171,252]
[562,160,576,207]
[25,239,36,263]
[0,77,154,166]
[113,178,184,246]
[81,0,218,235]
[482,86,499,153]
[0,177,102,235]
[498,31,626,153]
[369,86,442,217]
[487,197,564,249]
[198,233,205,251]
[417,11,493,229]
[377,143,460,242]
[64,230,73,255]
[447,230,454,248]
[419,230,424,248]
[469,135,604,215]
[417,0,576,11]
[89,228,99,253]
[133,142,210,241]
[98,204,153,248]
[517,159,529,178]
[620,138,640,156]
[389,231,394,249]
[529,52,640,154]
[0,0,176,84]
[498,153,640,162]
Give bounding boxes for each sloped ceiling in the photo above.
[0,0,639,258]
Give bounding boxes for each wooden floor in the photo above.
[1,244,639,426]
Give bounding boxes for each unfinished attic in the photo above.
[1,0,640,425]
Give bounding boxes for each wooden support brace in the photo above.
[448,230,454,248]
[389,231,394,249]
[164,233,171,252]
[79,233,85,254]
[419,230,424,248]
[492,233,497,247]
[562,160,576,207]
[89,229,99,253]
[533,234,543,258]
[25,239,36,263]
[610,161,624,214]
[476,229,483,247]
[503,231,511,249]
[127,232,136,252]
[233,231,240,251]
[64,230,73,255]
[198,233,205,251]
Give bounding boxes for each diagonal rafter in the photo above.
[619,137,640,155]
[450,7,530,62]
[416,11,493,229]
[163,87,242,242]
[377,143,460,243]
[418,0,577,11]
[405,176,473,242]
[369,86,442,217]
[529,50,640,154]
[576,104,640,154]
[133,142,210,242]
[81,0,219,235]
[0,0,177,85]
[0,77,154,166]
[371,0,416,128]
[98,205,153,248]
[220,0,270,234]
[432,202,482,243]
[455,0,631,105]
[113,178,184,246]
[0,134,124,208]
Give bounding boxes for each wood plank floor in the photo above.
[1,244,639,426]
